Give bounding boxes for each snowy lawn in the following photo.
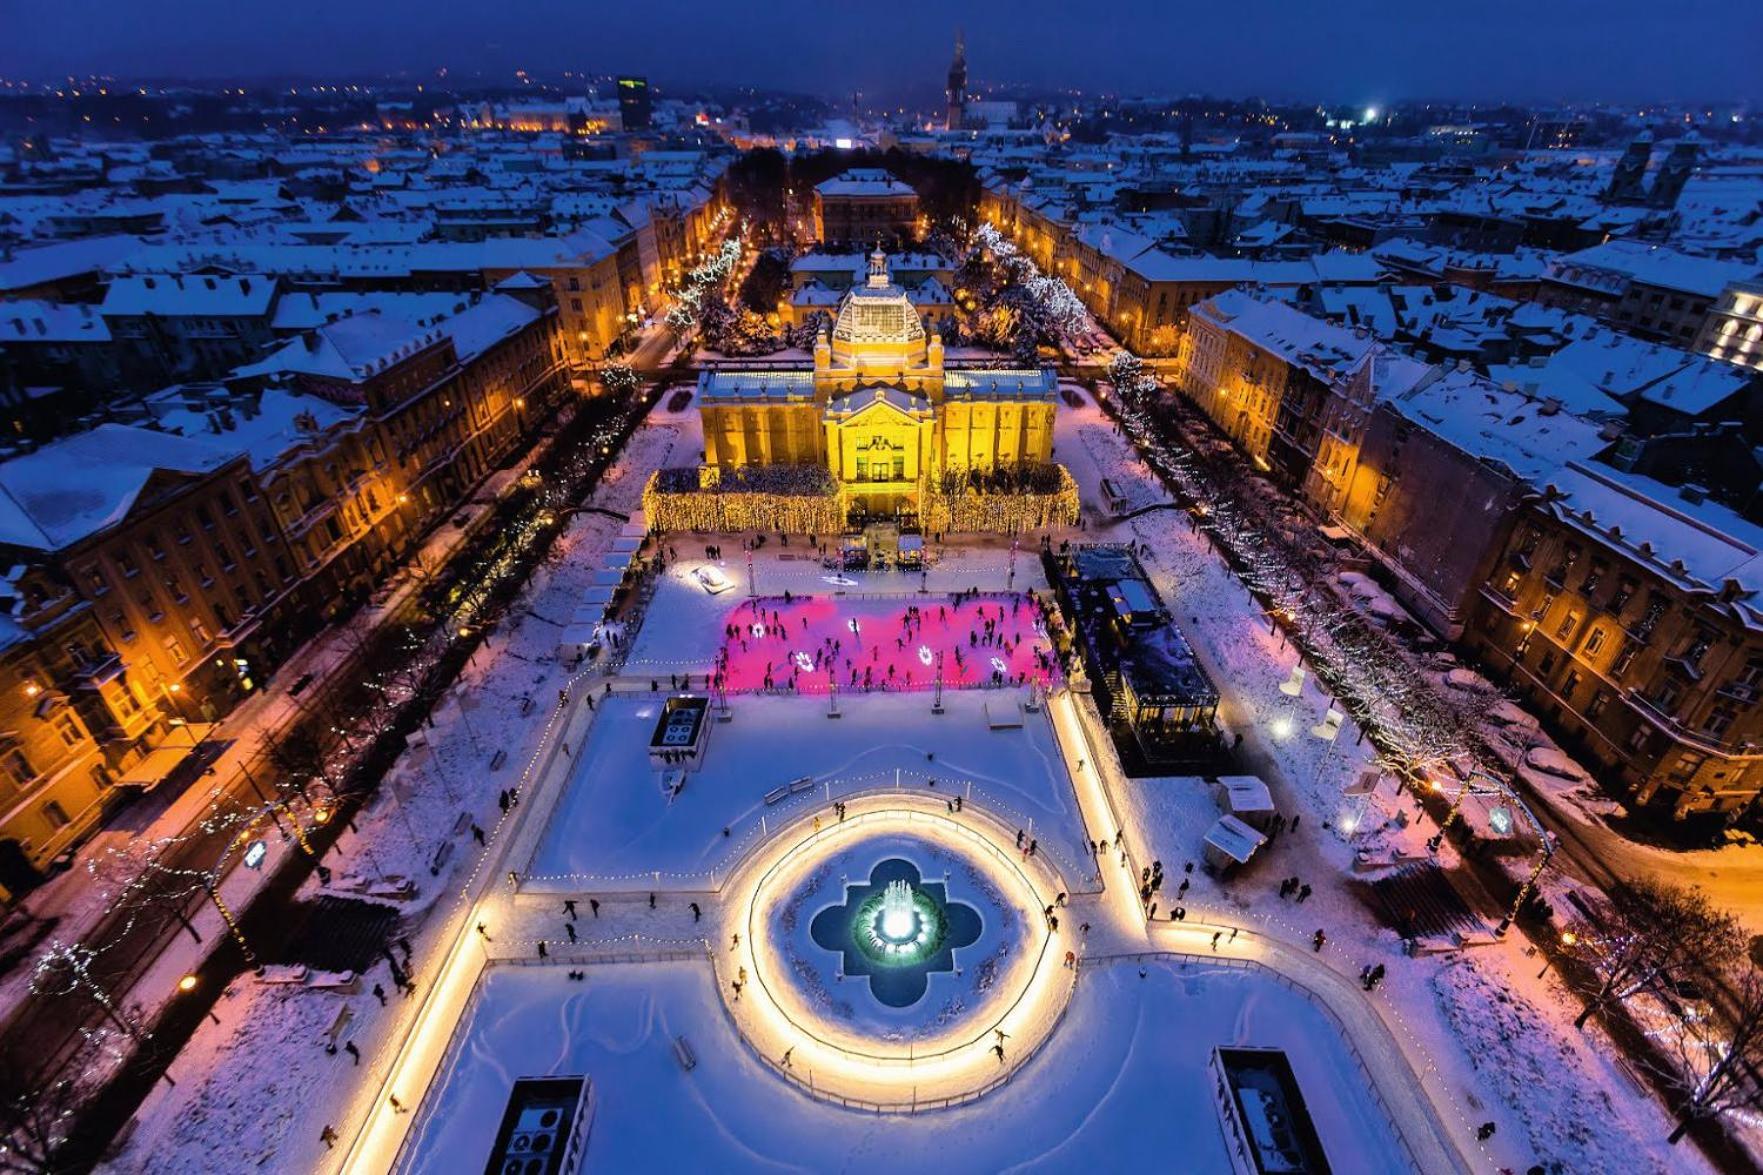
[399,957,1412,1174]
[526,691,1091,888]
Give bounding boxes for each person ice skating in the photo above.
[1312,929,1327,952]
[690,902,701,922]
[590,898,600,917]
[373,982,387,1006]
[565,922,577,943]
[471,823,486,845]
[1476,1121,1497,1141]
[537,941,548,959]
[649,892,656,909]
[1028,839,1037,857]
[344,1040,360,1065]
[1177,877,1189,897]
[564,899,577,919]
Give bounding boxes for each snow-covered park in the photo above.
[525,690,1092,888]
[399,957,1415,1175]
[101,380,1725,1175]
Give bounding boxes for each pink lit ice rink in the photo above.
[711,594,1058,694]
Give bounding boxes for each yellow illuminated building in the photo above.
[697,251,1060,523]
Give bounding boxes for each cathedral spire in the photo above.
[946,30,968,131]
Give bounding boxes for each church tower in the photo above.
[1605,132,1653,204]
[1648,133,1700,209]
[945,31,967,131]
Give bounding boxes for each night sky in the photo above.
[4,0,1759,103]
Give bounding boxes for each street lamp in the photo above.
[178,972,221,1024]
[1537,930,1577,979]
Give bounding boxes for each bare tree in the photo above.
[0,1031,114,1174]
[1567,881,1740,1030]
[1660,959,1763,1144]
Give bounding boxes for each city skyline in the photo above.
[4,0,1762,104]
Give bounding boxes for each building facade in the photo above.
[697,251,1058,523]
[1466,463,1763,818]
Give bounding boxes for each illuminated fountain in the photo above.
[811,857,980,1007]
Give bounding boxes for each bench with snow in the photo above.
[673,1035,697,1071]
[489,748,507,771]
[1352,848,1429,872]
[331,873,418,901]
[984,702,1024,730]
[763,777,815,806]
[430,841,454,876]
[258,964,310,985]
[308,969,359,992]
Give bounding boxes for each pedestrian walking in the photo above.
[471,823,486,845]
[1476,1122,1497,1141]
[1211,931,1222,951]
[1297,884,1312,903]
[1312,929,1326,952]
[321,1125,339,1149]
[373,983,387,1006]
[390,1095,406,1114]
[781,1048,794,1068]
[476,922,490,941]
[344,1041,360,1065]
[1016,828,1025,850]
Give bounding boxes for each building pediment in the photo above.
[827,386,933,425]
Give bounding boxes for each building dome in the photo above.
[830,250,927,369]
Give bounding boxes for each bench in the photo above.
[673,1035,697,1071]
[788,776,815,795]
[489,749,507,771]
[762,785,790,806]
